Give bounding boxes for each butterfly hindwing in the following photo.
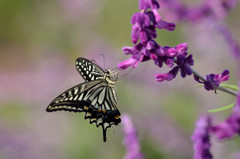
[75,57,105,82]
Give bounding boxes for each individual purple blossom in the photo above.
[192,115,213,159]
[156,20,176,31]
[175,54,194,78]
[122,114,144,159]
[155,72,174,82]
[211,93,240,139]
[118,57,140,70]
[155,54,193,82]
[194,70,230,91]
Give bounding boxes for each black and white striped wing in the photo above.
[46,80,103,112]
[75,57,105,82]
[46,80,121,142]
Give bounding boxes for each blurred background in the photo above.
[0,0,240,159]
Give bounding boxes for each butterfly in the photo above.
[46,57,121,142]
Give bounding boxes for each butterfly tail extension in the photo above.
[102,126,107,142]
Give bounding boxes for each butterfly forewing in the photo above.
[75,57,105,82]
[47,80,103,112]
[47,57,121,142]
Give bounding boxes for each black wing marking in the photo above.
[75,57,105,82]
[46,80,121,142]
[46,80,103,112]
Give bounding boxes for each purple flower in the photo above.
[160,46,177,57]
[156,20,176,31]
[192,115,213,159]
[160,0,238,22]
[211,93,240,139]
[176,43,188,56]
[176,54,194,78]
[194,70,230,91]
[139,0,160,10]
[118,0,179,73]
[154,53,193,82]
[122,114,144,159]
[155,73,174,82]
[122,43,144,55]
[118,57,140,70]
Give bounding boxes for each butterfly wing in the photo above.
[46,80,121,142]
[75,57,105,82]
[46,80,103,112]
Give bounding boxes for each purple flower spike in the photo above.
[119,0,191,81]
[192,115,213,159]
[122,114,144,159]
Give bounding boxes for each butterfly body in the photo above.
[47,57,121,142]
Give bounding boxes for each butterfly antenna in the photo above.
[120,68,134,77]
[101,53,106,69]
[91,59,98,65]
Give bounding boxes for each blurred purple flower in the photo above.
[159,0,238,22]
[215,22,240,59]
[158,0,240,60]
[192,115,213,159]
[211,92,240,139]
[194,70,229,91]
[139,0,160,10]
[122,114,144,159]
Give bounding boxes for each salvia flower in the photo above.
[211,93,240,139]
[194,70,230,91]
[122,114,144,159]
[192,115,213,159]
[176,54,194,78]
[118,0,196,83]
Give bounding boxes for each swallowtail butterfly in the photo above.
[46,57,121,142]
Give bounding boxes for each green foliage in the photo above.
[208,103,235,113]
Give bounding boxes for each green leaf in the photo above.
[195,84,204,87]
[208,103,235,113]
[220,84,239,91]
